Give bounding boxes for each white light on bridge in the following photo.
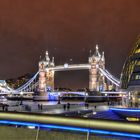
[96,64,99,68]
[20,92,23,95]
[64,63,69,68]
[105,94,108,96]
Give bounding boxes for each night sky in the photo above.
[0,0,140,89]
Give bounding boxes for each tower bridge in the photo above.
[0,45,121,96]
[38,45,120,94]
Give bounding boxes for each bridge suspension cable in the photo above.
[104,69,120,84]
[98,68,120,87]
[15,71,39,92]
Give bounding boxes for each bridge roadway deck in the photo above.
[46,64,91,71]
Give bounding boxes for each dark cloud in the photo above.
[0,0,140,89]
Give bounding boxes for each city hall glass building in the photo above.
[121,36,140,106]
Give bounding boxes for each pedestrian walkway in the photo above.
[0,101,109,115]
[30,102,109,114]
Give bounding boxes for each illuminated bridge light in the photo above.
[0,120,139,138]
[64,63,69,68]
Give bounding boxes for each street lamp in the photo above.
[57,93,61,104]
[20,92,23,105]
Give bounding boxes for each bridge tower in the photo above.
[89,45,106,91]
[39,51,55,94]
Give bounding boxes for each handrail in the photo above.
[0,112,139,135]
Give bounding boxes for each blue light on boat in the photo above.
[110,107,140,112]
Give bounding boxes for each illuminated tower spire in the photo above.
[94,44,101,58]
[50,57,55,67]
[89,49,92,57]
[52,57,54,64]
[101,51,105,61]
[45,51,50,64]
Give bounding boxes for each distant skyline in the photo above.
[0,0,140,89]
